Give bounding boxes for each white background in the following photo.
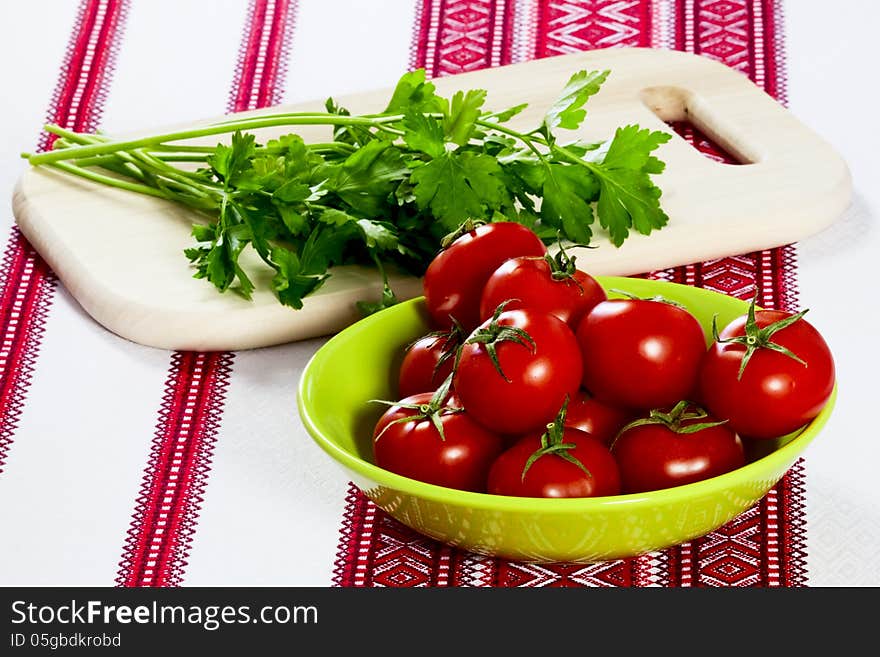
[0,0,876,586]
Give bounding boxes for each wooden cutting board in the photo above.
[13,47,851,351]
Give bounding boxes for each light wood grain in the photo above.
[13,47,851,350]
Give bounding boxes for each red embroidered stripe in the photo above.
[0,0,129,474]
[0,234,56,474]
[333,0,807,587]
[229,0,297,113]
[410,0,517,75]
[116,0,297,588]
[535,0,652,56]
[115,352,235,587]
[38,0,128,152]
[332,486,378,587]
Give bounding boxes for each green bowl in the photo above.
[297,276,836,563]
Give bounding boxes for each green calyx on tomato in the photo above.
[421,317,466,380]
[440,218,489,249]
[712,293,809,380]
[612,400,728,447]
[544,232,593,286]
[464,300,536,382]
[521,397,591,482]
[371,373,462,442]
[607,288,688,310]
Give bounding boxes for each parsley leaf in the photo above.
[444,89,486,146]
[273,180,311,203]
[403,112,446,158]
[411,151,508,230]
[356,219,399,251]
[585,125,672,245]
[540,164,599,244]
[270,247,324,309]
[542,70,609,137]
[482,102,528,124]
[384,69,445,115]
[327,141,409,215]
[275,204,309,237]
[207,130,256,186]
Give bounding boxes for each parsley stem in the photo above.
[549,144,593,168]
[29,115,408,165]
[128,148,219,196]
[148,143,354,162]
[148,143,216,153]
[144,154,209,163]
[301,142,357,154]
[40,149,220,208]
[208,112,416,126]
[39,160,172,199]
[53,129,219,199]
[43,124,105,145]
[51,134,209,198]
[474,118,547,161]
[64,153,141,169]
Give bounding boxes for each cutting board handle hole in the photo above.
[640,86,755,165]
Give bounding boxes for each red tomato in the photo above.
[372,392,502,492]
[423,221,546,330]
[487,426,621,498]
[478,255,606,328]
[576,298,706,410]
[397,326,463,398]
[454,307,582,435]
[699,304,835,439]
[564,390,634,446]
[611,402,745,493]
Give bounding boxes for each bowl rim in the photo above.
[297,286,836,512]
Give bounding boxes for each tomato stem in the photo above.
[370,373,462,442]
[611,400,728,448]
[712,292,809,380]
[606,289,688,310]
[403,319,467,382]
[431,317,466,380]
[521,397,592,482]
[465,300,536,382]
[440,218,489,249]
[544,231,593,286]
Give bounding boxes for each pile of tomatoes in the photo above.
[372,222,836,498]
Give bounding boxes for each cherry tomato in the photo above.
[454,307,582,435]
[487,425,621,498]
[698,303,835,439]
[423,221,546,330]
[564,389,634,446]
[372,392,502,493]
[576,298,706,410]
[479,258,606,329]
[611,402,745,493]
[397,325,463,398]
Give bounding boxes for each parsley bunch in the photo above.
[24,69,671,312]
